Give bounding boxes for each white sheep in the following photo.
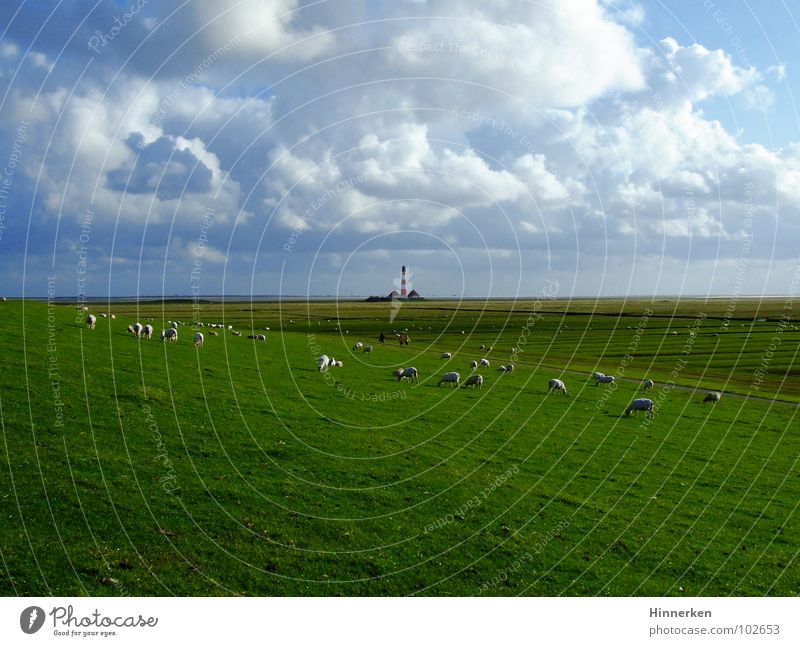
[194,332,204,347]
[128,322,143,337]
[595,374,615,386]
[591,371,605,380]
[257,334,266,342]
[470,360,478,370]
[498,364,514,374]
[142,324,154,339]
[318,355,330,372]
[642,379,654,391]
[548,378,567,395]
[333,360,343,368]
[86,314,96,329]
[232,331,242,336]
[353,341,363,350]
[363,345,373,353]
[479,344,486,350]
[703,391,721,403]
[170,321,178,329]
[441,352,452,359]
[208,330,218,336]
[396,367,419,383]
[463,374,483,389]
[161,328,177,342]
[438,371,460,387]
[479,358,490,367]
[625,398,654,418]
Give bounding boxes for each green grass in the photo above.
[0,297,798,596]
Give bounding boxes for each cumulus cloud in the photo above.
[0,0,794,296]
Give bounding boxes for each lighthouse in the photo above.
[400,265,408,298]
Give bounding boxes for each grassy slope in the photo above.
[0,299,798,596]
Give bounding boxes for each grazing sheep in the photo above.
[548,378,567,395]
[161,328,177,342]
[318,355,330,372]
[393,369,404,379]
[332,360,343,368]
[86,314,96,329]
[194,332,204,347]
[441,352,452,359]
[170,321,178,329]
[470,360,478,370]
[232,331,242,336]
[479,358,490,367]
[256,334,266,342]
[353,341,363,350]
[703,391,721,403]
[479,344,486,350]
[595,374,615,386]
[363,345,373,353]
[642,379,654,391]
[142,324,154,340]
[438,371,460,387]
[208,330,218,336]
[625,398,654,418]
[128,322,143,337]
[498,364,514,374]
[592,371,605,380]
[463,374,483,389]
[110,314,116,319]
[396,367,419,383]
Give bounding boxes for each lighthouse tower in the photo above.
[400,266,408,298]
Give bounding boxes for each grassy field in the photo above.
[0,297,798,596]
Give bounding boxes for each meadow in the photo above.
[0,296,798,596]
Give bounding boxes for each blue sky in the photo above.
[1,0,799,298]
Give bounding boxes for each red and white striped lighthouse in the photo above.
[400,265,408,298]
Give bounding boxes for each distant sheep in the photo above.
[256,334,266,342]
[470,360,478,370]
[592,371,605,380]
[479,344,486,350]
[703,391,721,403]
[625,398,654,418]
[353,341,363,350]
[363,345,373,353]
[194,332,204,347]
[595,374,615,386]
[318,355,330,372]
[441,352,452,359]
[142,324,153,339]
[208,330,218,336]
[479,358,490,367]
[86,314,96,329]
[128,322,143,337]
[642,379,654,391]
[332,360,343,368]
[232,331,242,336]
[438,371,460,387]
[498,364,514,374]
[161,328,177,342]
[463,374,483,389]
[396,367,419,383]
[548,378,567,395]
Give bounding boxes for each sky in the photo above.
[0,0,798,299]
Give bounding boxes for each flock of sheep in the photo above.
[87,313,724,416]
[318,339,724,417]
[86,313,253,347]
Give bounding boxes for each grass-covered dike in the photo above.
[0,297,798,596]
